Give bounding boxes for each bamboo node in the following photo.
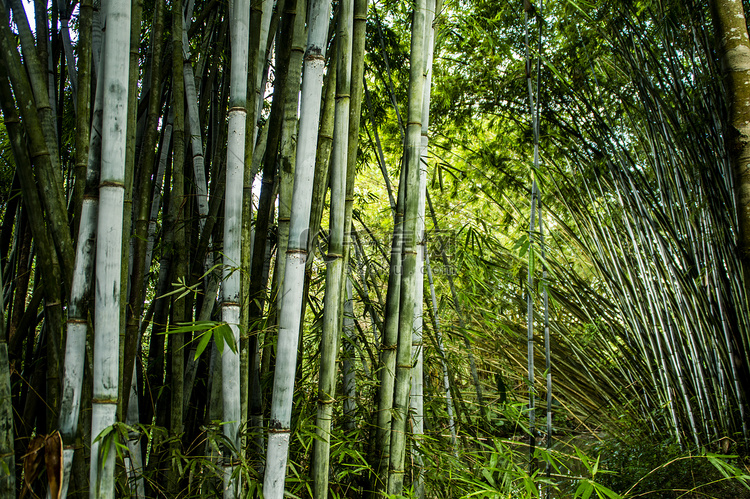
[30,149,51,160]
[380,345,397,351]
[91,398,118,404]
[407,121,422,126]
[66,318,88,325]
[100,180,125,188]
[267,427,291,434]
[305,52,325,62]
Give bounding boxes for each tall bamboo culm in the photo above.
[312,0,353,496]
[58,21,103,495]
[340,0,369,437]
[263,0,331,496]
[387,0,427,494]
[409,3,436,496]
[374,76,407,494]
[168,0,187,494]
[90,0,131,497]
[523,0,543,470]
[222,0,251,496]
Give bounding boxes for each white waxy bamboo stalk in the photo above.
[90,0,130,497]
[263,1,331,496]
[277,0,308,312]
[58,39,104,498]
[222,1,251,496]
[410,4,435,496]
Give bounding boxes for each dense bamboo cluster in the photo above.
[0,0,749,498]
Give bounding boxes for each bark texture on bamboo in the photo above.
[712,0,750,260]
[710,0,750,407]
[90,0,131,496]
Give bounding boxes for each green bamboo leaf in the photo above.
[523,476,537,497]
[581,480,595,499]
[216,323,237,354]
[194,330,213,360]
[593,482,623,499]
[163,321,217,335]
[563,0,594,20]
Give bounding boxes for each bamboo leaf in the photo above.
[216,323,237,354]
[593,482,623,499]
[194,330,213,360]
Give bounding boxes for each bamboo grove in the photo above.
[0,0,749,498]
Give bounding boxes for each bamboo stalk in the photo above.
[168,0,188,493]
[121,0,166,418]
[221,0,251,495]
[263,0,331,495]
[387,0,427,494]
[71,0,93,237]
[312,1,353,495]
[409,4,436,495]
[89,0,131,496]
[277,0,308,312]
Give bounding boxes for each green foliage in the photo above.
[595,437,750,498]
[164,320,238,359]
